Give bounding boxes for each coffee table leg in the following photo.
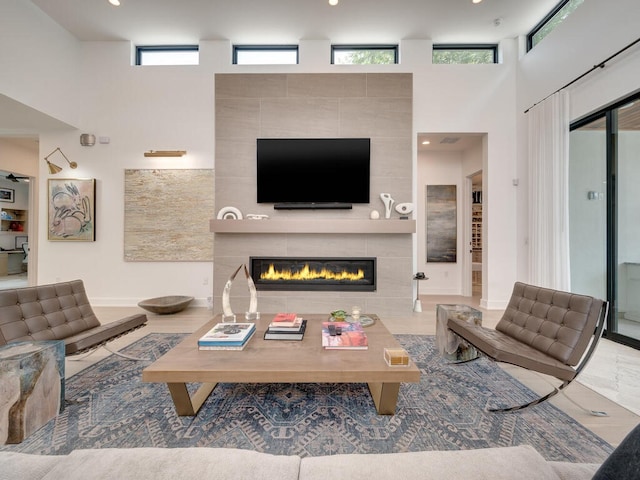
[367,382,400,415]
[167,382,217,416]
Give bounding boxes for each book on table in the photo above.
[198,329,255,350]
[321,321,368,350]
[269,313,300,328]
[198,322,256,348]
[264,319,307,341]
[267,315,304,332]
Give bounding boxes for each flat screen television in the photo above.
[256,138,370,208]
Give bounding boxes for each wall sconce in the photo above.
[143,150,187,157]
[44,147,77,174]
[80,134,96,146]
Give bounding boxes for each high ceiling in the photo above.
[21,0,561,153]
[30,0,559,45]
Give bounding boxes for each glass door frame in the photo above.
[571,93,640,350]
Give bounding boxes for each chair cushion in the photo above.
[495,282,602,365]
[447,318,577,381]
[0,280,101,345]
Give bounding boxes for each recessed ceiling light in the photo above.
[421,140,430,145]
[472,0,483,4]
[329,0,339,5]
[109,0,121,6]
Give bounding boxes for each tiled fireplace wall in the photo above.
[213,73,413,317]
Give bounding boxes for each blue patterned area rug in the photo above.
[1,333,613,461]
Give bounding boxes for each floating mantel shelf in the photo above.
[210,219,416,234]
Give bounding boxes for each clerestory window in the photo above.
[233,45,299,65]
[135,45,199,66]
[432,44,498,64]
[331,45,398,65]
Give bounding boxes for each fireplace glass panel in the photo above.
[250,257,376,292]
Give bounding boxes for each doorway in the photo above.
[470,172,482,296]
[416,132,485,297]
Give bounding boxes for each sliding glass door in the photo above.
[570,94,640,349]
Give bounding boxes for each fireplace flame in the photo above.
[260,264,365,282]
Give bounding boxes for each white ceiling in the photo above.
[30,0,559,46]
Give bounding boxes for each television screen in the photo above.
[256,138,370,206]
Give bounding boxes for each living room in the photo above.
[1,0,640,474]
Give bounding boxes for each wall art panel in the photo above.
[124,169,214,261]
[426,184,457,263]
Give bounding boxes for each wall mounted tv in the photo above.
[256,138,370,209]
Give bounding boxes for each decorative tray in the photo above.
[328,315,375,327]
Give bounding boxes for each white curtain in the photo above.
[528,90,571,290]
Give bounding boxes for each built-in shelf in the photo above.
[210,219,416,234]
[0,208,27,233]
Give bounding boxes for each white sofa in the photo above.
[0,445,600,480]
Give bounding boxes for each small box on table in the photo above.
[384,347,409,367]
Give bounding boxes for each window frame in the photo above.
[330,44,399,65]
[527,0,583,51]
[232,45,299,65]
[432,44,498,64]
[135,45,199,66]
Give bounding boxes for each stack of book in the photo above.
[321,321,368,350]
[264,313,307,341]
[198,322,256,350]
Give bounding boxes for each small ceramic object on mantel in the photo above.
[370,210,380,220]
[395,203,414,215]
[246,214,269,220]
[217,206,243,220]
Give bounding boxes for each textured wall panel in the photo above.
[124,169,214,262]
[213,73,414,316]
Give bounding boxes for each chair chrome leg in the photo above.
[487,378,608,416]
[487,385,561,413]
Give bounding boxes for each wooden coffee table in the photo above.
[142,313,420,416]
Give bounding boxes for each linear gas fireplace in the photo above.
[250,257,376,292]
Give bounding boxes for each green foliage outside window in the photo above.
[432,49,495,65]
[333,48,397,65]
[530,0,584,48]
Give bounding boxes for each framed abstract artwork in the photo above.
[0,187,15,203]
[426,184,457,263]
[48,178,96,241]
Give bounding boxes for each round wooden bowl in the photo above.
[137,295,194,314]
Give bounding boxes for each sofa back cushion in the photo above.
[299,445,563,480]
[496,282,603,366]
[0,280,100,346]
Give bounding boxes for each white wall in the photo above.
[36,41,216,305]
[0,1,80,128]
[413,38,519,308]
[3,0,640,308]
[516,0,640,285]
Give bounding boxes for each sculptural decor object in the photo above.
[395,202,414,215]
[222,264,259,322]
[380,193,395,219]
